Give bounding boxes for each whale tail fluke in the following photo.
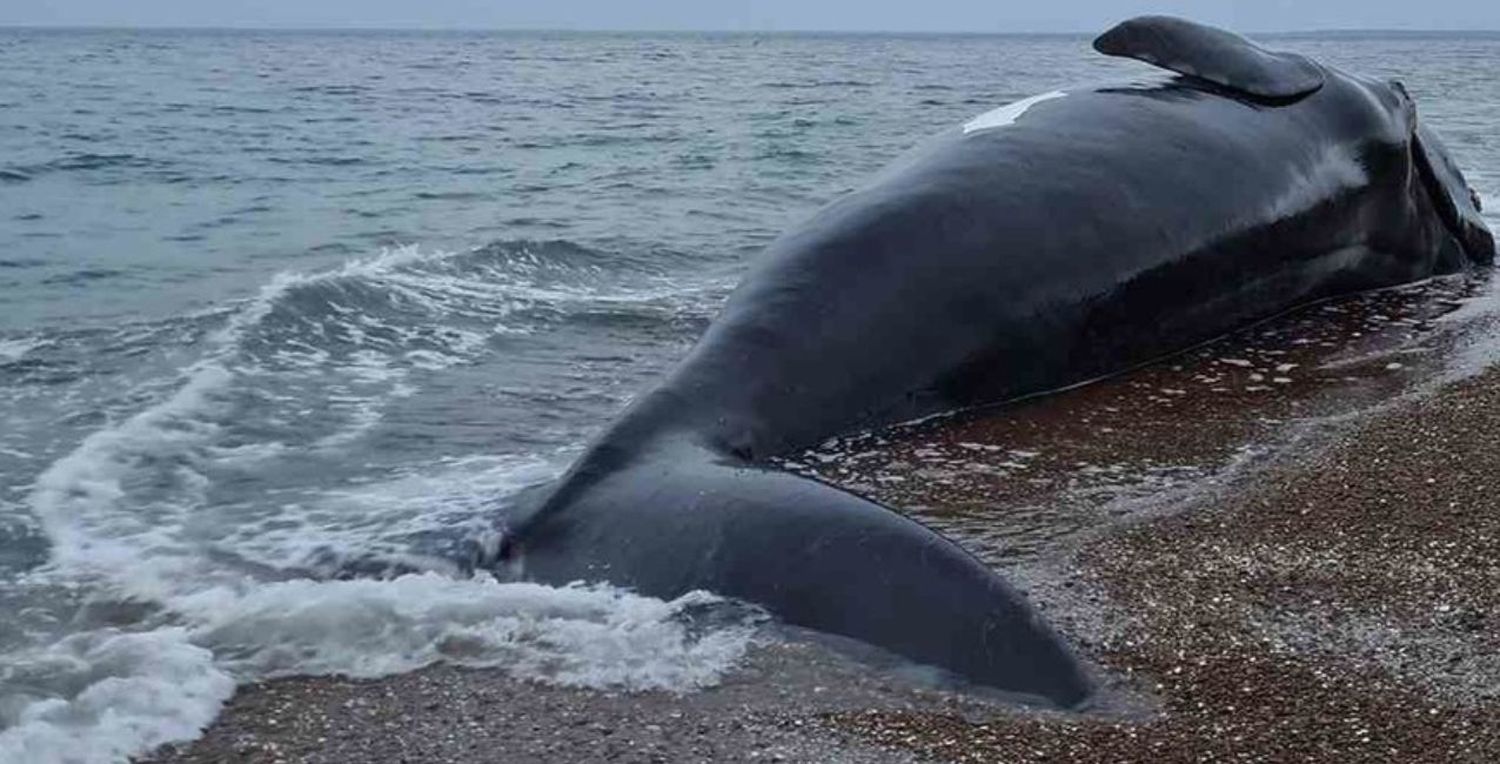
[499,440,1094,708]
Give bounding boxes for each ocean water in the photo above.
[1,28,1498,762]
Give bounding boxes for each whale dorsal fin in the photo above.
[1094,16,1324,101]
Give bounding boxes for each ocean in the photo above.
[1,28,1498,762]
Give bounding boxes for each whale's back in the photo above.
[660,72,1420,458]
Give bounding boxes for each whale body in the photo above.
[488,17,1495,707]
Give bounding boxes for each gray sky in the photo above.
[4,1,1498,33]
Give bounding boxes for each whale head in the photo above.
[1388,81,1496,266]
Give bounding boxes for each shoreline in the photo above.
[831,362,1500,761]
[149,282,1500,762]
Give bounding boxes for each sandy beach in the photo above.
[147,279,1500,763]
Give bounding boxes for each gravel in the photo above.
[827,355,1500,762]
[147,276,1500,762]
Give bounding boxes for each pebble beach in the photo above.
[148,279,1500,762]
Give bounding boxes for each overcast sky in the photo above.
[3,1,1498,33]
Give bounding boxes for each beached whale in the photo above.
[488,16,1495,706]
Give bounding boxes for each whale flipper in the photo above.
[504,442,1093,707]
[1094,15,1325,100]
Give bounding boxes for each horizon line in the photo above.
[3,23,1499,36]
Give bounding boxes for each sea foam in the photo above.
[2,247,758,764]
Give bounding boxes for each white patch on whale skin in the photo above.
[963,91,1068,134]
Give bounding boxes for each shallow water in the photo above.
[1,29,1499,762]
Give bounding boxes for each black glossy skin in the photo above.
[496,56,1493,708]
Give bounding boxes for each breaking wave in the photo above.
[0,242,751,764]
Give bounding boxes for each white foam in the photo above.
[224,453,565,567]
[0,578,757,764]
[0,337,46,362]
[20,248,480,570]
[963,91,1067,134]
[28,360,232,576]
[5,246,760,764]
[0,628,235,764]
[179,574,758,690]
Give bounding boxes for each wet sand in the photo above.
[148,277,1500,763]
